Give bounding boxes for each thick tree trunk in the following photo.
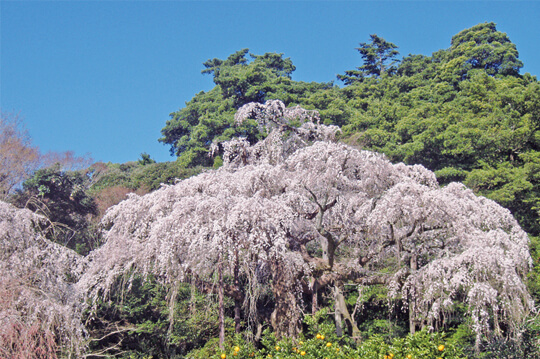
[270,260,301,338]
[218,257,225,349]
[321,233,336,267]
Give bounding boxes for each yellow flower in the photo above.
[438,344,445,351]
[406,355,412,359]
[299,341,304,346]
[326,342,332,347]
[268,355,272,358]
[389,354,394,358]
[234,346,240,352]
[233,353,238,357]
[316,333,322,339]
[221,354,226,359]
[320,335,325,340]
[300,351,306,356]
[292,347,297,352]
[335,348,340,352]
[275,346,280,351]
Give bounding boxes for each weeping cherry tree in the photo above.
[80,100,533,349]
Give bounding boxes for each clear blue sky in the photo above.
[2,1,539,164]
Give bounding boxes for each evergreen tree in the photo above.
[338,34,400,84]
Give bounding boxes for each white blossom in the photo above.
[0,201,85,357]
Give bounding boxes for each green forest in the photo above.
[2,22,540,358]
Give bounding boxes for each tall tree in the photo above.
[443,22,523,82]
[338,34,400,84]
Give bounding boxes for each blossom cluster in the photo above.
[0,201,85,357]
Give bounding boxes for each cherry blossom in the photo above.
[0,201,85,358]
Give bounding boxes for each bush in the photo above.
[186,310,465,359]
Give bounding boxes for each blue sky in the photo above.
[2,1,539,164]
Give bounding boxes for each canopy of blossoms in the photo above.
[80,100,533,344]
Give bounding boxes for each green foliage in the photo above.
[527,236,540,303]
[138,152,156,166]
[213,155,224,169]
[188,310,464,359]
[338,34,400,84]
[12,164,98,254]
[87,276,224,358]
[446,22,523,81]
[450,314,540,358]
[335,24,539,236]
[89,160,202,193]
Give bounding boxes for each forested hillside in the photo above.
[2,22,540,358]
[161,22,539,237]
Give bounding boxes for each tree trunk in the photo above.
[312,279,319,315]
[234,251,242,333]
[334,285,343,337]
[321,232,336,267]
[409,254,417,334]
[270,260,301,338]
[334,284,361,339]
[218,257,225,349]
